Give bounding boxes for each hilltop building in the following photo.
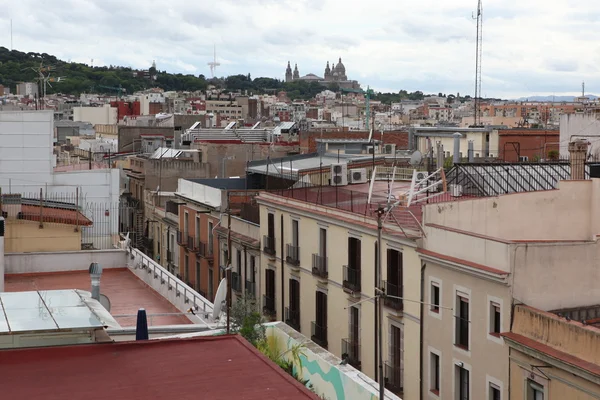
[285,58,360,89]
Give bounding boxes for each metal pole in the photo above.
[226,192,232,334]
[377,206,384,400]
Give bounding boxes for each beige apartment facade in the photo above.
[256,191,422,399]
[420,175,600,400]
[143,190,180,274]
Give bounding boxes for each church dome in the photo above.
[335,57,345,74]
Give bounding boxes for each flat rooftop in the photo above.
[0,335,318,400]
[4,269,191,327]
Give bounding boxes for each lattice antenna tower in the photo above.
[473,0,483,126]
[207,45,220,78]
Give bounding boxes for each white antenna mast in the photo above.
[207,45,220,78]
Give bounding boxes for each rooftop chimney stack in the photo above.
[0,217,4,292]
[452,132,462,165]
[468,140,475,162]
[569,139,588,180]
[88,262,103,301]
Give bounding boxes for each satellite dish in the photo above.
[99,294,111,312]
[212,278,227,320]
[410,151,423,167]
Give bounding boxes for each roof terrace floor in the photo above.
[4,268,192,327]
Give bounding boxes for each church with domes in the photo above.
[285,58,360,89]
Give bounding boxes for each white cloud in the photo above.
[0,0,598,98]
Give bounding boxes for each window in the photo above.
[430,353,440,394]
[292,219,299,247]
[527,380,543,400]
[431,282,440,313]
[455,295,469,349]
[184,254,189,282]
[384,249,403,309]
[195,215,200,247]
[183,211,189,236]
[456,365,469,400]
[490,302,501,336]
[319,228,327,257]
[489,383,500,400]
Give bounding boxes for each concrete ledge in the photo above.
[5,249,127,274]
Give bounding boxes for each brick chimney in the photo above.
[569,139,589,180]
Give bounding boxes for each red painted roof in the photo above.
[20,204,93,226]
[502,332,600,377]
[0,335,318,400]
[418,248,509,275]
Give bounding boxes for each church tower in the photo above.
[324,61,331,81]
[285,61,293,82]
[293,63,300,80]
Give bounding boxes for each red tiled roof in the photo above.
[502,332,600,377]
[19,204,93,226]
[0,335,318,400]
[417,248,509,275]
[4,269,191,326]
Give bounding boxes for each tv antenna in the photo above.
[472,0,483,126]
[207,45,220,78]
[29,62,66,109]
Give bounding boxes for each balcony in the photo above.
[245,280,256,298]
[341,338,361,370]
[311,254,328,279]
[285,244,300,266]
[231,272,242,292]
[311,321,328,348]
[263,294,276,317]
[383,281,403,310]
[186,235,195,250]
[196,241,214,260]
[343,266,361,292]
[263,235,276,255]
[176,230,186,246]
[384,362,403,395]
[285,307,300,331]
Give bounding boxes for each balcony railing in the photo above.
[231,272,242,292]
[341,338,361,370]
[245,280,256,298]
[311,254,328,279]
[263,294,276,316]
[263,235,275,255]
[176,230,186,246]
[285,244,300,265]
[311,321,328,348]
[384,362,403,395]
[384,281,403,310]
[285,307,300,331]
[454,315,470,349]
[187,235,195,250]
[343,266,361,292]
[196,241,214,260]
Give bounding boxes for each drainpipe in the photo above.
[280,214,284,320]
[89,262,102,301]
[419,261,426,400]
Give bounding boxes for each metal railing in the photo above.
[285,307,300,331]
[263,294,276,316]
[343,265,361,292]
[231,272,242,292]
[176,230,186,246]
[384,281,403,310]
[128,247,213,316]
[342,338,361,369]
[311,254,328,279]
[384,361,403,395]
[263,235,275,255]
[187,235,195,250]
[286,244,300,265]
[455,315,470,349]
[196,241,213,259]
[311,321,328,348]
[245,280,256,298]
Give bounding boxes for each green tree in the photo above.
[230,295,265,346]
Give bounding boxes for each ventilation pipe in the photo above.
[468,140,475,162]
[0,217,4,292]
[135,308,149,340]
[88,262,102,301]
[436,142,445,169]
[569,139,588,180]
[452,132,462,165]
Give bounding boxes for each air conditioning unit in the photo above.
[384,144,396,154]
[330,163,348,186]
[348,168,368,184]
[416,171,427,181]
[449,184,463,197]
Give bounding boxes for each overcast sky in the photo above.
[1,0,598,99]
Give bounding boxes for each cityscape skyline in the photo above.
[1,0,600,99]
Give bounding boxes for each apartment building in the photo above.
[419,142,600,400]
[143,190,181,274]
[256,180,431,399]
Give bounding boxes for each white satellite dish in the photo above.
[409,150,423,167]
[212,278,227,320]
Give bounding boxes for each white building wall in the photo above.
[559,113,600,157]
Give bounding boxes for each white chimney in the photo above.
[0,216,5,292]
[89,262,102,301]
